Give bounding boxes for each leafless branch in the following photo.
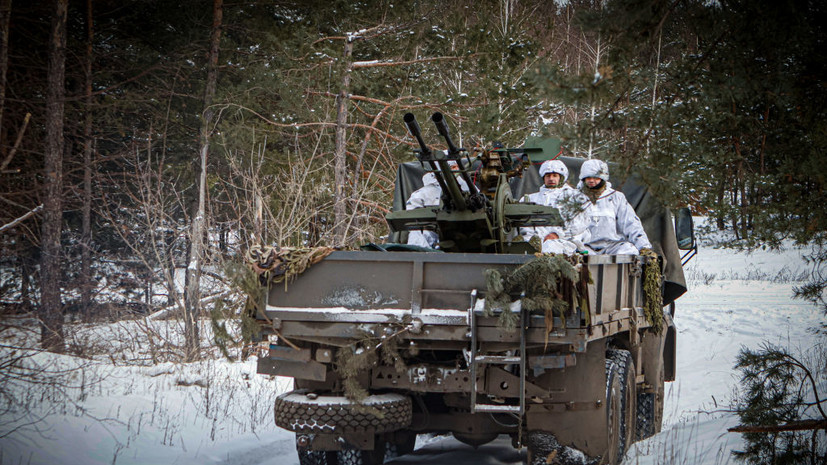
[0,112,30,172]
[0,204,42,234]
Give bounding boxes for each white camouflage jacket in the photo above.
[522,184,591,244]
[582,183,651,252]
[405,172,468,247]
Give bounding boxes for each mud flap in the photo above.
[526,340,609,458]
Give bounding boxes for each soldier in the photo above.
[406,161,468,248]
[578,159,652,255]
[522,159,590,254]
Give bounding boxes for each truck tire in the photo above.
[385,431,416,458]
[608,349,637,458]
[296,436,401,465]
[525,430,561,465]
[298,449,337,465]
[605,359,622,465]
[274,392,412,434]
[636,375,664,440]
[337,432,415,465]
[337,443,386,465]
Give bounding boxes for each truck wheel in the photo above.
[605,359,622,465]
[298,449,337,465]
[385,431,416,458]
[525,430,561,465]
[635,375,664,440]
[337,442,386,465]
[608,349,637,458]
[274,392,412,434]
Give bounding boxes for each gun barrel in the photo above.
[404,113,431,159]
[432,112,480,200]
[403,113,466,212]
[431,112,459,155]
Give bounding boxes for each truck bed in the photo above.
[260,250,655,350]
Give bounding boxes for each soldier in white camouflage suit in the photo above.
[521,159,590,254]
[578,159,652,255]
[405,161,468,248]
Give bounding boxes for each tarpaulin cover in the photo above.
[390,156,688,305]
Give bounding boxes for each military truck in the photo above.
[251,113,693,465]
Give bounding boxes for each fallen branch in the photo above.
[728,419,827,433]
[146,290,233,321]
[0,204,42,233]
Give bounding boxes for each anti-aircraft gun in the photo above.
[385,112,563,253]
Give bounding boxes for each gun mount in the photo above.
[387,112,564,253]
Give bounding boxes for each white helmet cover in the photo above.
[579,159,609,181]
[538,159,568,183]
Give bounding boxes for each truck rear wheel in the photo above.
[385,430,416,458]
[296,440,389,465]
[525,430,561,465]
[608,349,637,458]
[297,449,337,465]
[636,374,664,440]
[605,359,623,465]
[337,443,386,465]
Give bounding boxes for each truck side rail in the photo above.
[260,251,658,351]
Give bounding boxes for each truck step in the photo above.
[474,355,522,364]
[473,404,522,413]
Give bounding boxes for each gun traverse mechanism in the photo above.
[388,112,565,253]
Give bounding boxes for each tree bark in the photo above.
[80,0,93,321]
[40,0,67,351]
[332,38,353,247]
[0,0,10,149]
[184,0,222,361]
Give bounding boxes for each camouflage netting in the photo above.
[246,245,335,288]
[641,250,664,333]
[484,255,581,341]
[335,320,410,408]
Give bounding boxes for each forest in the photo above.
[1,1,826,463]
[0,0,825,405]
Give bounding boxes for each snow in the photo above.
[1,229,824,465]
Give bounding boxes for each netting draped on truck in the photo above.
[641,250,664,333]
[246,245,335,288]
[484,254,583,343]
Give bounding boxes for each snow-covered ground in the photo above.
[1,230,824,465]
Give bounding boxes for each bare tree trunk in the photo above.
[716,175,726,230]
[40,0,67,351]
[80,0,93,321]
[184,0,222,361]
[0,0,10,148]
[332,38,353,247]
[587,35,601,159]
